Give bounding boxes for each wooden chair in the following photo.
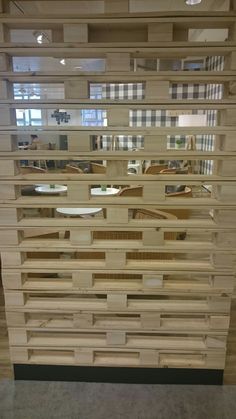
[62,164,83,174]
[166,186,192,198]
[20,165,47,174]
[90,163,106,174]
[160,168,177,174]
[118,186,143,197]
[144,164,168,174]
[164,186,192,220]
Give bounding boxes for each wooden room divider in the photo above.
[0,0,235,383]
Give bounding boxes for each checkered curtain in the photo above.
[171,83,206,100]
[200,56,224,174]
[99,135,144,151]
[102,83,144,100]
[92,67,224,158]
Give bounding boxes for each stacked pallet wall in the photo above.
[0,0,235,377]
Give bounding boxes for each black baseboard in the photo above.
[14,365,224,385]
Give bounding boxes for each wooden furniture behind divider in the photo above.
[144,164,169,174]
[90,163,106,174]
[62,164,84,174]
[20,166,47,174]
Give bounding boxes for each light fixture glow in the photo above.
[60,59,66,65]
[185,0,202,5]
[33,31,50,44]
[36,33,43,44]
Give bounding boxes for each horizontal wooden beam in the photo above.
[1,71,235,84]
[0,126,234,135]
[0,151,235,159]
[0,217,232,229]
[1,100,236,109]
[0,44,235,58]
[0,241,235,253]
[0,177,235,184]
[0,175,234,183]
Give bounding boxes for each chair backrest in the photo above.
[20,165,47,174]
[134,208,177,221]
[64,164,83,173]
[119,186,143,196]
[144,164,168,174]
[164,187,192,219]
[91,163,106,174]
[166,186,192,197]
[160,168,177,174]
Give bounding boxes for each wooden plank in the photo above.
[64,80,89,99]
[67,132,91,152]
[104,0,129,14]
[0,230,21,245]
[72,272,93,288]
[0,134,17,151]
[106,53,131,71]
[1,71,236,84]
[63,24,88,43]
[70,229,92,245]
[145,81,170,99]
[3,99,236,108]
[0,160,19,176]
[3,290,231,313]
[0,44,235,59]
[5,310,230,332]
[148,23,173,42]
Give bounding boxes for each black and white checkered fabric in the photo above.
[130,110,178,127]
[102,83,144,100]
[200,56,224,174]
[100,135,144,151]
[205,56,224,71]
[88,64,224,170]
[171,83,206,100]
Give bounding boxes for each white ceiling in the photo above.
[11,0,230,15]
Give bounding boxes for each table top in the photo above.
[91,187,119,196]
[35,184,67,194]
[56,207,102,216]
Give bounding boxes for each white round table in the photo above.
[56,207,102,217]
[35,184,68,194]
[91,187,119,196]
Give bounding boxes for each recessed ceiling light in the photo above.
[185,0,202,5]
[74,66,82,69]
[60,59,66,65]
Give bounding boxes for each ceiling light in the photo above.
[185,0,202,5]
[36,33,43,44]
[60,59,66,65]
[74,66,82,69]
[33,31,50,44]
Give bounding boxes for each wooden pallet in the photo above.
[9,346,226,369]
